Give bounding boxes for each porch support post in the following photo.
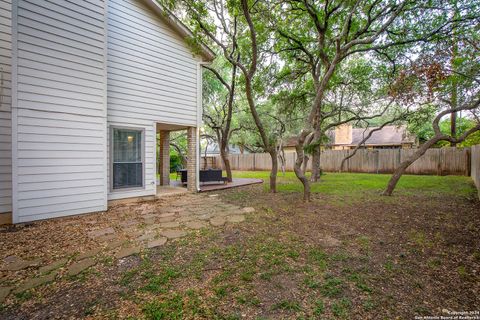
[187,126,198,192]
[159,130,170,186]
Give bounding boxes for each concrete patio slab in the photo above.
[14,272,57,294]
[88,227,115,239]
[0,286,12,303]
[115,246,141,259]
[38,258,68,274]
[67,259,96,277]
[147,237,167,248]
[159,229,187,239]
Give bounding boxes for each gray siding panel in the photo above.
[107,0,200,200]
[13,0,107,222]
[0,0,11,213]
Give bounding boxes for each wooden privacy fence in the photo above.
[471,145,480,198]
[201,156,217,170]
[203,147,472,176]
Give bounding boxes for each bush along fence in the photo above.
[203,147,473,176]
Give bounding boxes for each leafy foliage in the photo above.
[167,0,479,196]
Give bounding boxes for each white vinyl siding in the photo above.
[12,0,107,222]
[0,0,11,213]
[107,0,200,200]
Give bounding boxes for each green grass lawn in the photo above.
[6,170,478,319]
[232,170,475,197]
[161,170,475,197]
[126,173,479,318]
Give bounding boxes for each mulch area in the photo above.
[215,185,480,318]
[0,183,479,319]
[0,193,249,308]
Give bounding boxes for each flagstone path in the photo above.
[0,193,255,304]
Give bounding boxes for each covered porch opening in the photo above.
[156,123,264,195]
[156,123,198,197]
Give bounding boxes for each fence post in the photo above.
[465,147,471,176]
[397,148,401,170]
[344,149,349,172]
[437,149,442,176]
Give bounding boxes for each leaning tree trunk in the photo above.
[310,129,322,182]
[383,138,439,195]
[302,155,309,175]
[383,93,480,195]
[268,149,278,193]
[278,145,286,177]
[294,131,311,201]
[220,149,233,182]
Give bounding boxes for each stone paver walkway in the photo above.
[0,193,255,304]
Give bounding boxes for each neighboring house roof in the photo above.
[284,125,416,148]
[328,125,416,146]
[283,136,298,148]
[145,0,216,61]
[204,143,246,155]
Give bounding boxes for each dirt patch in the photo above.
[0,182,479,319]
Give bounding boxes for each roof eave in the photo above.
[337,142,412,147]
[145,0,216,62]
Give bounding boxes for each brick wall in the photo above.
[187,127,197,192]
[159,131,170,186]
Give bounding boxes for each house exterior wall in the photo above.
[11,0,108,223]
[331,144,406,150]
[334,124,353,145]
[106,0,201,200]
[283,147,296,153]
[0,0,11,215]
[4,0,204,223]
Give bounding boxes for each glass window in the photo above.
[112,128,143,189]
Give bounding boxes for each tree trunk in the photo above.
[310,148,321,182]
[383,94,480,195]
[294,131,311,201]
[278,146,286,177]
[218,137,233,183]
[383,138,439,195]
[339,151,349,172]
[268,149,278,193]
[310,129,322,182]
[450,7,458,147]
[220,149,233,182]
[294,159,310,201]
[450,66,458,146]
[302,155,309,175]
[244,75,276,192]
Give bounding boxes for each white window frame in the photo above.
[110,126,145,192]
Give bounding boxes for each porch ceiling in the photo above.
[156,123,189,132]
